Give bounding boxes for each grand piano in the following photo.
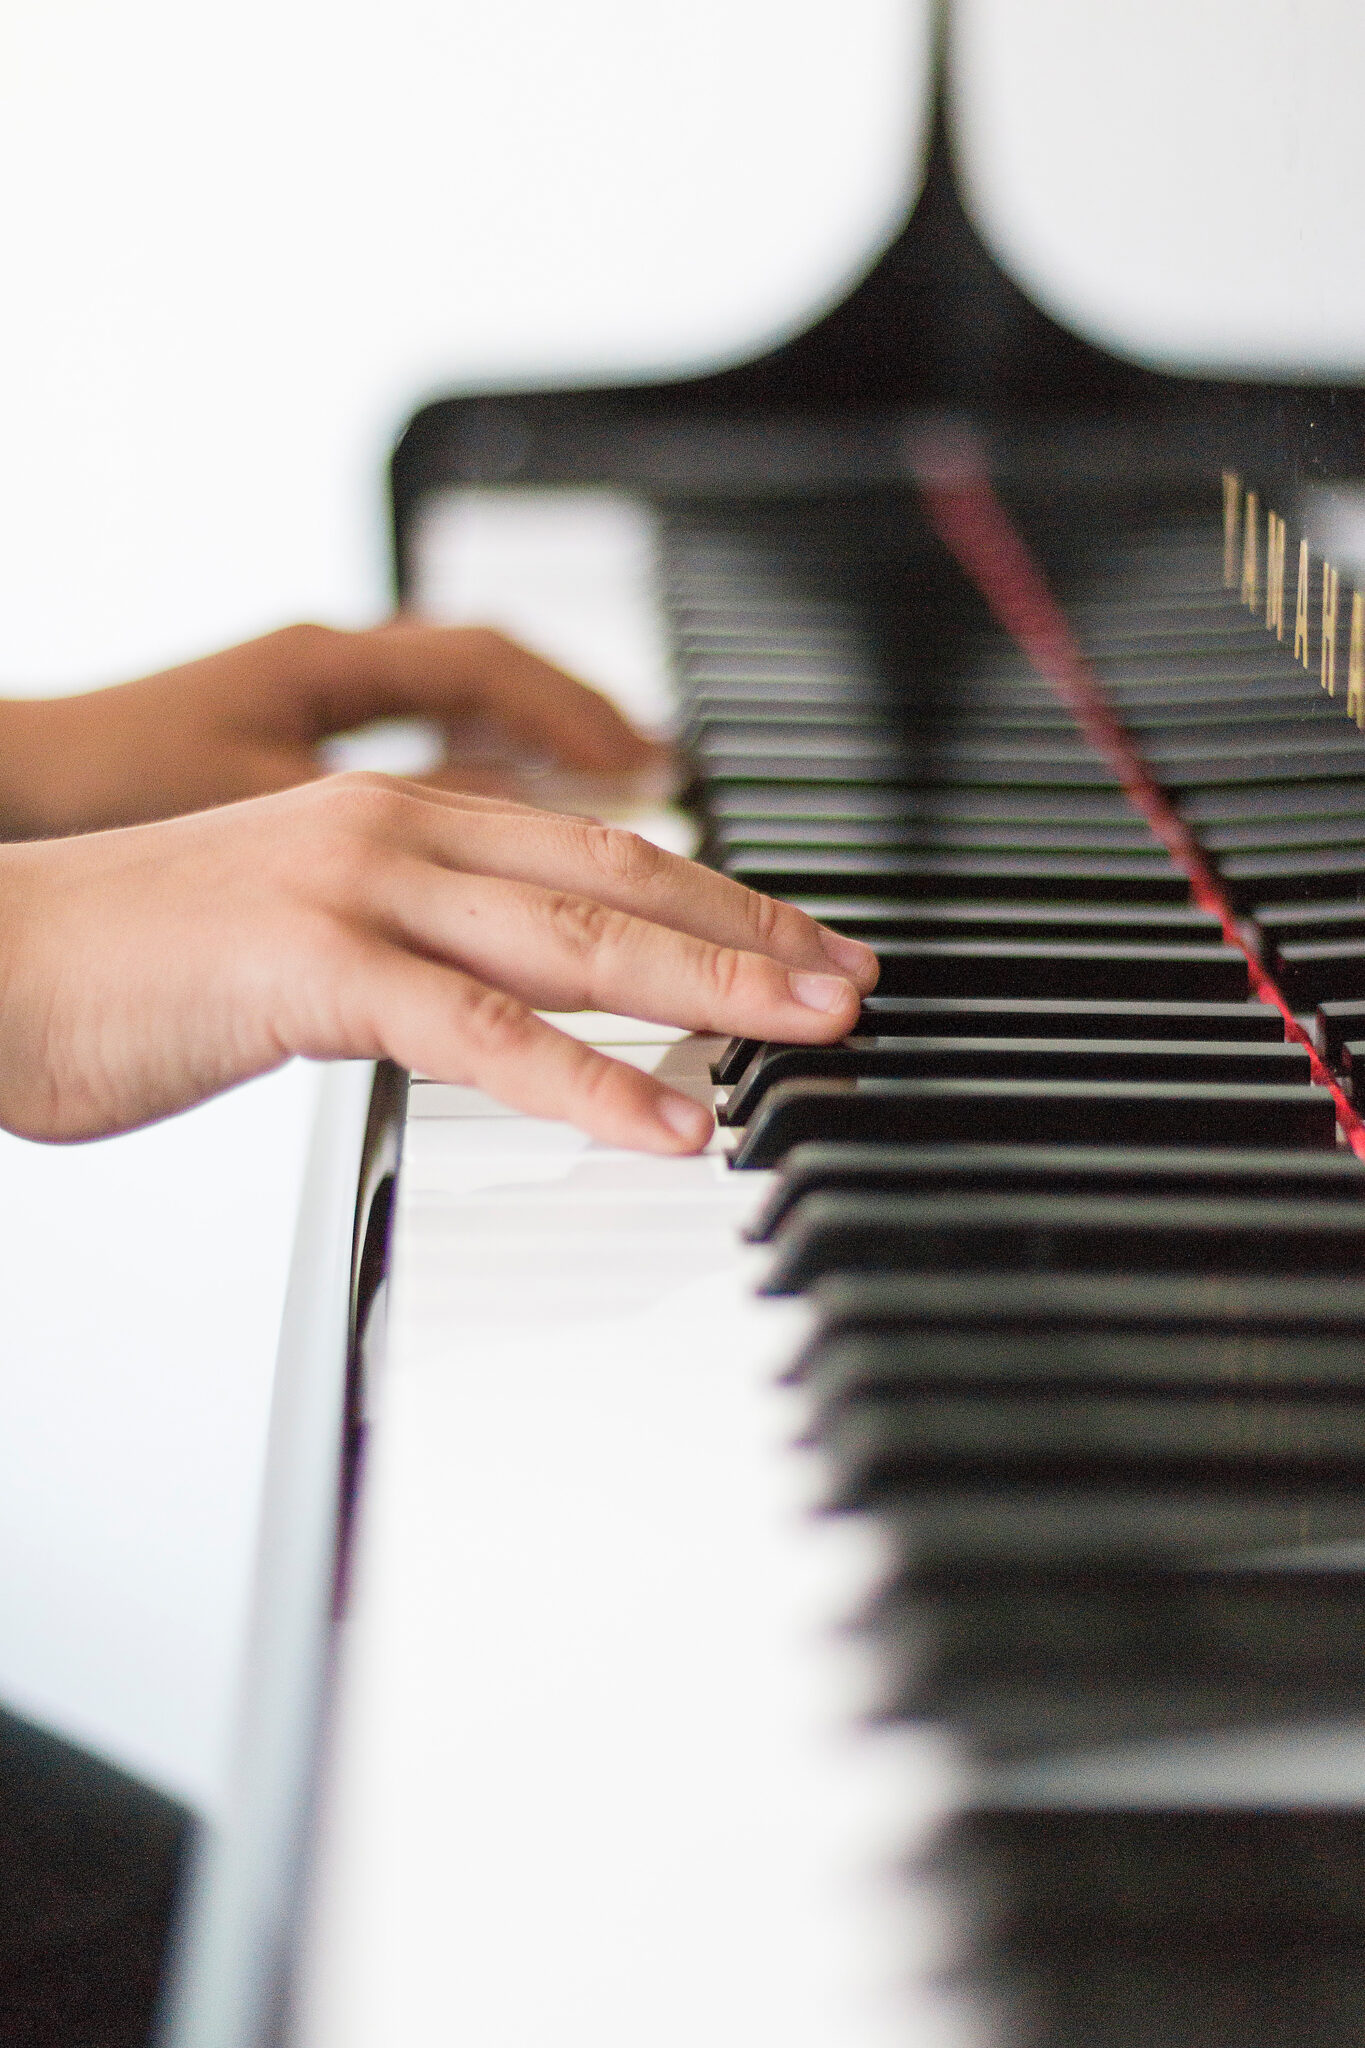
[158,9,1365,2044]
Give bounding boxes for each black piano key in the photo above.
[1254,899,1365,947]
[881,1480,1365,1570]
[711,817,1159,853]
[802,1327,1365,1409]
[821,1387,1365,1507]
[873,1568,1365,1756]
[702,748,1122,787]
[925,1807,1365,2040]
[698,736,1117,775]
[797,1270,1365,1361]
[1315,999,1365,1065]
[1252,902,1365,1000]
[689,692,1069,720]
[715,998,1284,1090]
[926,1807,1365,1940]
[679,667,875,693]
[1339,1041,1365,1098]
[690,711,912,742]
[748,1141,1365,1241]
[1206,816,1365,854]
[869,941,1246,1001]
[762,1191,1365,1294]
[1273,940,1365,1007]
[711,1035,762,1086]
[724,849,1188,903]
[1132,741,1365,792]
[1219,848,1365,909]
[704,786,1141,825]
[722,1038,1308,1126]
[854,995,1280,1038]
[943,1932,1365,2047]
[699,714,1100,742]
[730,1077,1333,1170]
[842,939,1238,1003]
[784,897,1222,945]
[1121,688,1351,726]
[1137,711,1353,748]
[1182,779,1365,826]
[716,1000,1277,1094]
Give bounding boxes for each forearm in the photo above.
[0,620,673,841]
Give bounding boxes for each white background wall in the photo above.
[0,0,928,1810]
[954,0,1365,376]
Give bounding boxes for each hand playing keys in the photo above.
[0,622,877,1148]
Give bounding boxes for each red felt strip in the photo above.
[916,466,1365,1158]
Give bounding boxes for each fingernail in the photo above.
[789,969,855,1013]
[817,927,879,985]
[657,1092,714,1148]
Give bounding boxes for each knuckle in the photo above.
[543,890,620,959]
[702,942,747,1005]
[298,781,403,896]
[317,771,407,831]
[272,620,345,667]
[579,821,663,891]
[457,623,513,664]
[449,980,534,1057]
[744,886,784,951]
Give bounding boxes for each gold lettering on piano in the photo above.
[1241,491,1259,610]
[1348,591,1365,729]
[1322,561,1340,694]
[1265,511,1286,638]
[1222,471,1241,587]
[1295,538,1311,666]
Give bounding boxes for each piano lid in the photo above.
[952,0,1365,377]
[393,3,1365,585]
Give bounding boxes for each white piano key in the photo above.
[293,1102,975,2048]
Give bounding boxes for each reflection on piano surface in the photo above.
[249,47,1365,2048]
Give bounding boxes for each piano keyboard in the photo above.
[296,480,1365,2047]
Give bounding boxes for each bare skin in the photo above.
[0,627,878,1149]
[0,620,671,837]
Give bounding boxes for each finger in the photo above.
[308,622,664,773]
[375,795,878,989]
[364,860,866,1039]
[349,944,714,1153]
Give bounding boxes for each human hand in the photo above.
[0,621,668,838]
[0,775,877,1148]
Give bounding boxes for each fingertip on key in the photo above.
[656,1092,715,1151]
[789,969,859,1015]
[816,926,879,991]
